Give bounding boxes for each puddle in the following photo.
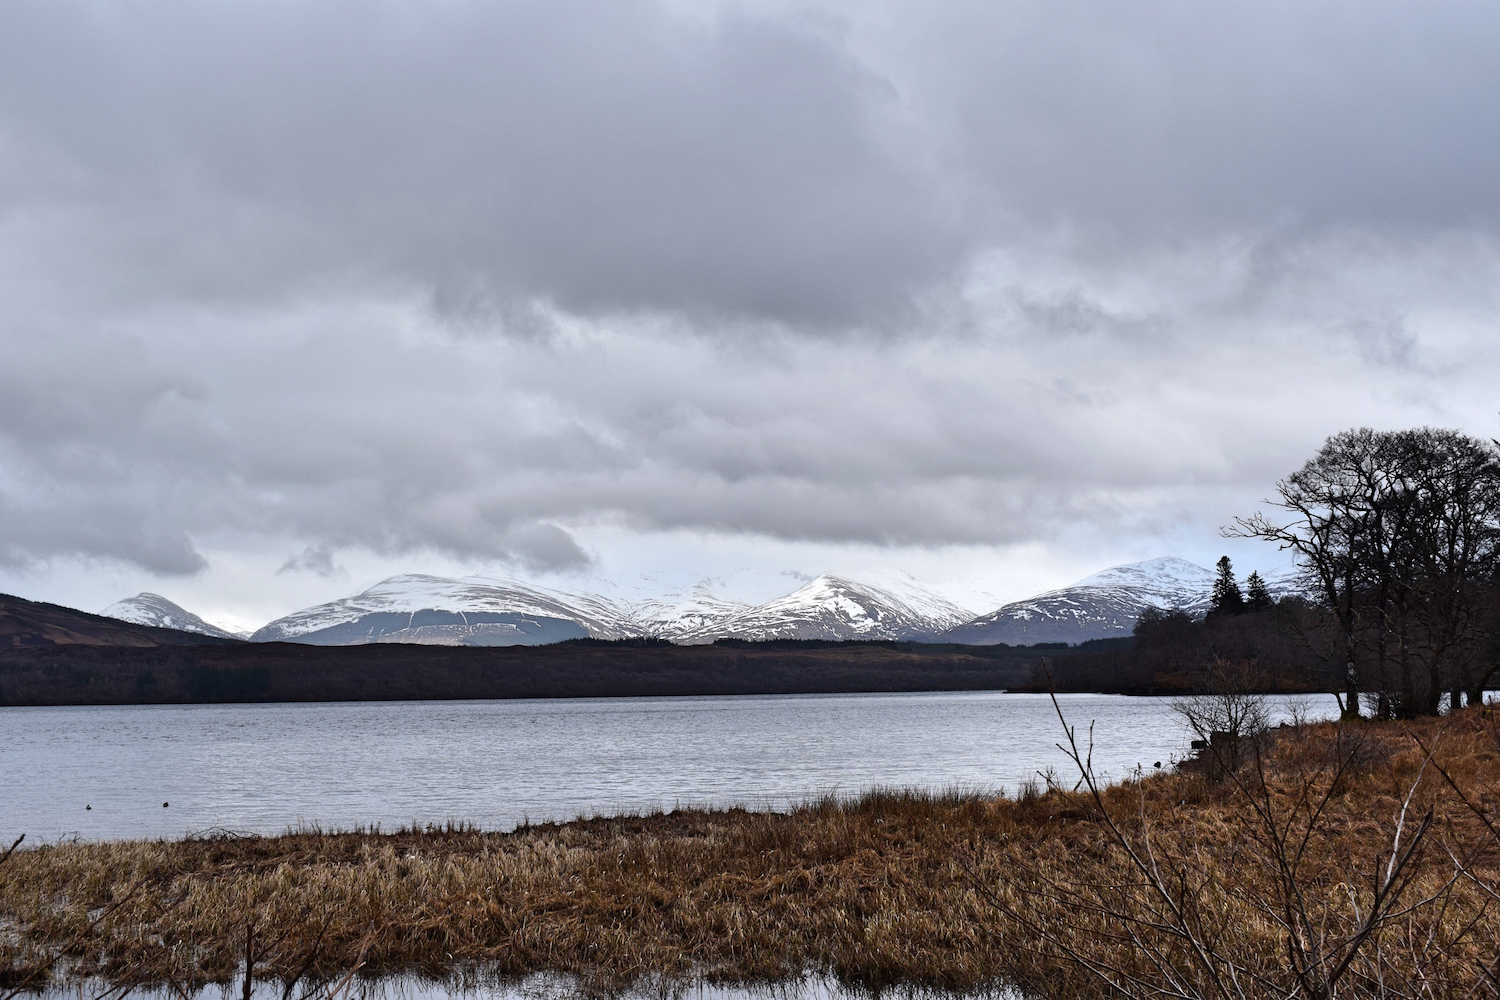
[25,971,1024,1000]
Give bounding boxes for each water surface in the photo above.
[2,691,1336,842]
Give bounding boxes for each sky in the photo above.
[3,0,1499,632]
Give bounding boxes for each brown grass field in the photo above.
[4,704,1500,999]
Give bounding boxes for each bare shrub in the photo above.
[1172,657,1271,774]
[977,696,1490,999]
[1172,658,1271,742]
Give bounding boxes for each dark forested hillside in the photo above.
[0,635,1052,705]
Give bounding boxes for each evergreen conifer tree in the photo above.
[1210,556,1244,616]
[1244,570,1273,611]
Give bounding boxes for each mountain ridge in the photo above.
[249,574,636,645]
[97,556,1294,649]
[672,573,971,643]
[937,557,1303,646]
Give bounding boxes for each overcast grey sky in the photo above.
[2,0,1499,627]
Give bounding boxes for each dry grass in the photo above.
[4,708,1500,998]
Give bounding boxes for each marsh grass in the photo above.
[4,709,1500,999]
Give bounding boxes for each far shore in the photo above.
[0,634,1329,707]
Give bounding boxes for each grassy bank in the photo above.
[4,707,1500,998]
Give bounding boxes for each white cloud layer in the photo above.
[2,0,1499,622]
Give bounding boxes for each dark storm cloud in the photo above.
[0,0,957,323]
[2,0,1499,577]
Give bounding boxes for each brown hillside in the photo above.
[0,592,240,649]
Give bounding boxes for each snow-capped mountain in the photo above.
[1070,557,1220,617]
[247,571,972,646]
[850,567,983,628]
[100,593,245,640]
[676,573,972,643]
[937,557,1217,646]
[103,557,1298,650]
[628,579,752,641]
[1261,566,1309,600]
[250,574,638,645]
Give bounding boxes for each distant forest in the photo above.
[0,621,1340,706]
[0,637,1046,706]
[1040,599,1337,696]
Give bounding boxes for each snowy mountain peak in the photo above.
[101,593,244,640]
[789,573,967,623]
[1073,557,1215,594]
[938,557,1217,646]
[684,573,969,643]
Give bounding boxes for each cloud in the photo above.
[894,0,1500,236]
[2,0,1499,587]
[501,523,594,574]
[0,0,960,325]
[278,545,341,578]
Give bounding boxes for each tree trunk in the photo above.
[1400,641,1419,719]
[1343,646,1361,720]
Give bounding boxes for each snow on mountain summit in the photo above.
[101,593,244,640]
[841,566,980,623]
[237,557,1263,648]
[251,574,636,645]
[938,557,1218,646]
[628,579,751,641]
[1072,556,1216,596]
[682,573,969,643]
[245,570,974,646]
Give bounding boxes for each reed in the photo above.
[3,707,1500,999]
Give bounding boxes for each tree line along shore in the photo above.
[0,629,1332,706]
[4,703,1500,998]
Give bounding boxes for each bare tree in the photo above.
[1233,427,1500,718]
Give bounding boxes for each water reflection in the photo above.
[35,973,1025,1000]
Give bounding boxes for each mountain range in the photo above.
[102,556,1291,648]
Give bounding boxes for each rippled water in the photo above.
[1,691,1338,843]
